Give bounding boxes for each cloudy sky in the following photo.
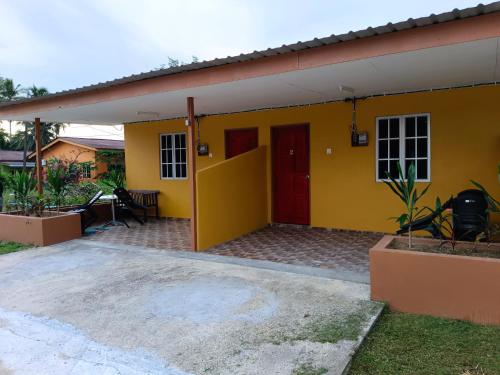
[0,0,482,138]
[1,0,481,93]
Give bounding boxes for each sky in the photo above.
[0,0,482,138]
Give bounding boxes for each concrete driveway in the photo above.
[0,240,382,375]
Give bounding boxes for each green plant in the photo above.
[4,170,37,216]
[429,197,459,252]
[383,162,430,249]
[470,180,500,243]
[46,161,69,212]
[65,181,100,205]
[99,168,125,190]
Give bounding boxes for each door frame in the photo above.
[271,123,311,225]
[224,126,259,159]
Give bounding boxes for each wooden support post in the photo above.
[34,117,43,194]
[187,97,198,251]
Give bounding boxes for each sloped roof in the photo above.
[0,150,25,162]
[0,2,498,109]
[57,137,124,150]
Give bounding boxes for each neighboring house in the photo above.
[1,3,499,250]
[28,137,124,180]
[0,150,35,171]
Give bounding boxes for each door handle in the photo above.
[305,175,310,180]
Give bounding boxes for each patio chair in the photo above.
[69,190,104,235]
[113,187,148,226]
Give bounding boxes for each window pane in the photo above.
[389,118,399,138]
[417,138,428,158]
[161,150,167,163]
[378,140,388,159]
[389,160,399,179]
[180,134,186,148]
[417,116,428,136]
[180,149,186,163]
[378,119,388,138]
[378,160,388,180]
[167,164,173,177]
[405,139,415,158]
[167,149,173,163]
[417,159,428,180]
[389,139,399,158]
[166,135,172,148]
[161,135,166,149]
[405,117,416,137]
[162,164,168,178]
[180,164,187,178]
[175,164,181,177]
[175,149,181,162]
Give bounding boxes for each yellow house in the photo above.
[1,3,499,251]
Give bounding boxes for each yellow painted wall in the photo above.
[196,146,268,250]
[41,142,107,180]
[124,85,500,233]
[124,120,191,218]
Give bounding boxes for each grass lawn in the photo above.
[349,308,500,375]
[0,241,30,255]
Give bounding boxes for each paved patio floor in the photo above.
[86,219,383,282]
[0,240,382,375]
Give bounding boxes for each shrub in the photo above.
[383,162,430,249]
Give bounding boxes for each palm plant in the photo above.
[4,170,37,216]
[0,78,24,136]
[383,162,431,249]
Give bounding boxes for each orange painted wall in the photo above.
[41,142,108,180]
[124,85,500,233]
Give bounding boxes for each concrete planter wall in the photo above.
[0,212,81,246]
[370,235,500,325]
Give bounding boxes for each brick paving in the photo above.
[86,220,383,276]
[85,219,191,250]
[207,225,383,275]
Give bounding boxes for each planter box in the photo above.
[370,235,500,325]
[0,212,81,246]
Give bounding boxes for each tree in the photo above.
[155,56,199,70]
[0,78,24,136]
[19,85,64,169]
[0,128,9,149]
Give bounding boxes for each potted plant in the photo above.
[370,163,500,325]
[0,169,81,246]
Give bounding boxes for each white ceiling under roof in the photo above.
[4,37,500,124]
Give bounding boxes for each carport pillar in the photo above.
[34,117,43,194]
[187,97,198,251]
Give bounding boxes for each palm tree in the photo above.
[21,86,64,169]
[0,78,24,136]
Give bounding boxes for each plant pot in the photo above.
[0,211,81,246]
[370,235,500,325]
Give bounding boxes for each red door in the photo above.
[225,128,258,159]
[272,124,310,225]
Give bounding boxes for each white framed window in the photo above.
[160,133,187,179]
[80,163,92,179]
[376,114,430,182]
